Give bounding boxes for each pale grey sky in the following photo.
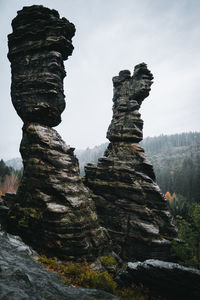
[0,0,200,160]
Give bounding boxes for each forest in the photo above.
[141,131,200,204]
[0,131,200,268]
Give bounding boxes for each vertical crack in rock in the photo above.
[7,5,109,261]
[85,63,178,261]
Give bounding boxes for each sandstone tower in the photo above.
[85,64,178,261]
[7,5,109,260]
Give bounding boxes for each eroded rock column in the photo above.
[85,63,178,261]
[7,5,109,260]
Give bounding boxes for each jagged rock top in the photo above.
[8,5,75,60]
[107,63,153,143]
[112,63,153,103]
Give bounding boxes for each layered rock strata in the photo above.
[85,63,178,261]
[7,5,109,260]
[8,5,75,127]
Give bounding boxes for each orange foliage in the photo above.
[165,191,173,201]
[0,174,19,195]
[165,191,177,201]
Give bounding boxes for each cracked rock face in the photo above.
[7,5,109,260]
[8,5,75,127]
[107,64,153,143]
[85,63,178,261]
[8,123,108,260]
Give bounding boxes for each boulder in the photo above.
[0,228,117,300]
[120,259,200,300]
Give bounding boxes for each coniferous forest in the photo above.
[141,132,200,204]
[140,132,200,268]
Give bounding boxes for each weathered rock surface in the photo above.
[1,192,16,208]
[6,5,109,261]
[85,63,178,261]
[0,228,117,300]
[120,259,200,300]
[0,193,16,226]
[7,123,109,260]
[107,65,153,143]
[8,5,75,127]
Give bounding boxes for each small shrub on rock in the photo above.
[100,256,118,267]
[39,256,155,299]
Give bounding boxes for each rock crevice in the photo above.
[8,5,75,127]
[85,63,178,261]
[7,5,109,261]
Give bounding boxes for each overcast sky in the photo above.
[0,0,199,160]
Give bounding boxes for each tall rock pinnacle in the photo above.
[8,5,75,127]
[85,63,178,261]
[7,5,109,260]
[107,64,153,143]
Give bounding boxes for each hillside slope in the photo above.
[141,132,200,202]
[75,143,108,176]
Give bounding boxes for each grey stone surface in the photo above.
[0,227,117,300]
[120,259,200,300]
[7,124,109,260]
[8,5,75,127]
[85,63,178,261]
[7,5,109,261]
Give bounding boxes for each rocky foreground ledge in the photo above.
[0,226,116,300]
[1,194,200,299]
[119,259,200,300]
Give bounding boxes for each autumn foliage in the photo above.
[0,159,22,199]
[0,174,19,195]
[39,256,150,299]
[165,191,177,201]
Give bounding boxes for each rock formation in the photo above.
[120,260,200,300]
[85,63,178,261]
[0,229,116,300]
[8,5,74,127]
[7,5,109,260]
